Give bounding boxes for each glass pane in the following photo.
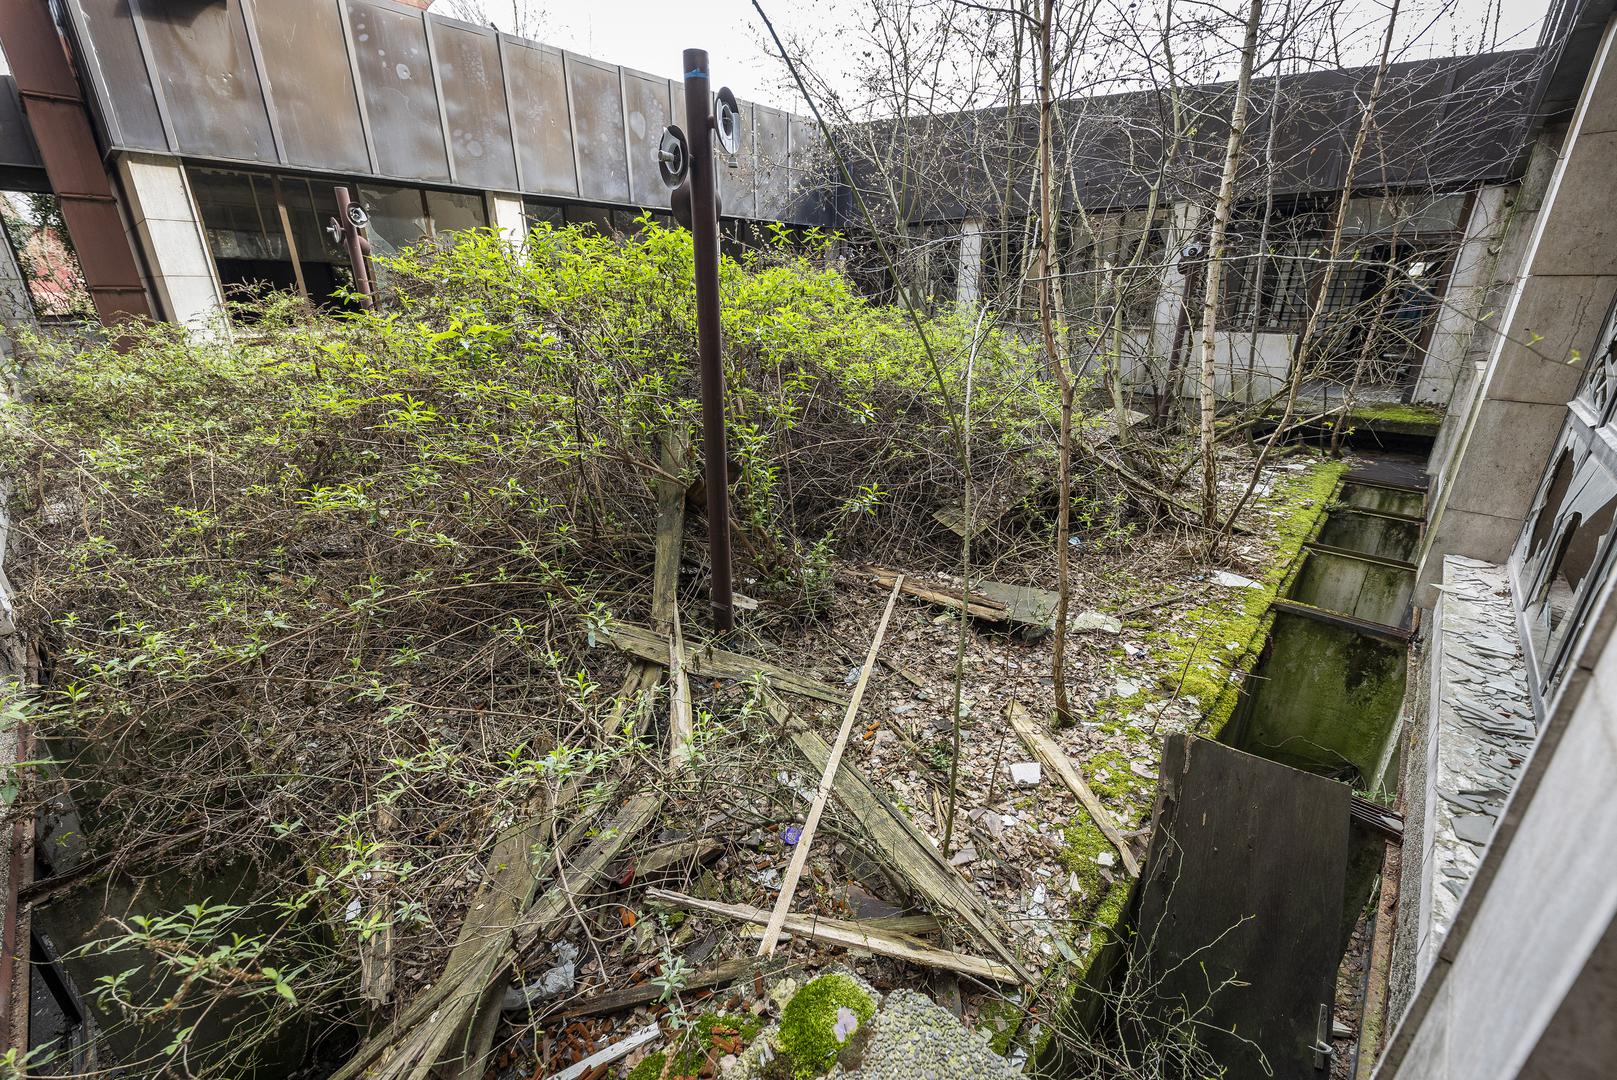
[281,179,356,306]
[424,190,487,239]
[0,191,94,319]
[190,168,300,299]
[522,197,564,232]
[359,184,430,257]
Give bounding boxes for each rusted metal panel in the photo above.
[134,0,277,162]
[504,38,577,197]
[565,53,629,205]
[246,0,369,172]
[0,5,149,340]
[346,0,449,181]
[432,20,518,191]
[59,0,167,149]
[622,69,671,208]
[754,105,791,222]
[1133,735,1350,1079]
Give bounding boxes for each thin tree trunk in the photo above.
[1196,0,1264,528]
[1037,0,1077,727]
[1218,0,1402,541]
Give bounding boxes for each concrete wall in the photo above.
[115,154,225,331]
[1376,562,1617,1079]
[0,221,31,350]
[1416,20,1617,606]
[486,191,527,250]
[1413,185,1518,405]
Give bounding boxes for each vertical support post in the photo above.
[682,48,735,633]
[333,186,376,309]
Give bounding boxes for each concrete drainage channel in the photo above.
[1213,463,1425,1071]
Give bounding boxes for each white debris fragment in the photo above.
[1009,761,1042,786]
[1095,851,1116,868]
[1213,570,1262,589]
[1070,610,1123,634]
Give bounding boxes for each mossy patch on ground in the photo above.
[628,1012,763,1080]
[775,974,876,1080]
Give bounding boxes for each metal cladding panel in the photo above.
[1266,73,1355,194]
[67,0,167,148]
[786,113,828,225]
[565,54,629,205]
[433,21,518,190]
[249,0,368,172]
[717,99,756,220]
[755,105,790,221]
[1433,51,1540,186]
[504,39,576,197]
[136,0,277,162]
[347,0,449,181]
[0,78,41,169]
[621,70,671,208]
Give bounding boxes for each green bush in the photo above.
[0,221,1051,1073]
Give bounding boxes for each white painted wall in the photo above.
[956,218,983,305]
[114,154,225,332]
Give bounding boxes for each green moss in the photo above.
[626,1012,763,1080]
[776,975,875,1080]
[1345,401,1444,429]
[1149,459,1348,735]
[1054,459,1347,983]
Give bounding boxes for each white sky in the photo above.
[445,0,1555,112]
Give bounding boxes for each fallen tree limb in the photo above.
[766,693,1033,984]
[603,622,846,705]
[648,890,1020,984]
[1006,702,1140,877]
[758,577,903,956]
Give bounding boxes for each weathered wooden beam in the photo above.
[603,623,846,705]
[1006,702,1140,877]
[768,694,1032,984]
[648,889,1020,984]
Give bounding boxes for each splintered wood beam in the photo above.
[648,889,1020,984]
[1006,702,1140,877]
[767,694,1032,984]
[602,623,846,705]
[757,577,904,956]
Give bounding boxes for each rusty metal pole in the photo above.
[682,49,735,633]
[333,187,376,308]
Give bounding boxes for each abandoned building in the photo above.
[1,0,1616,1077]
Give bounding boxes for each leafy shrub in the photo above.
[0,221,1052,1072]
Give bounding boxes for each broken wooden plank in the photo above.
[602,622,845,705]
[1006,702,1140,877]
[866,567,1008,621]
[767,693,1032,983]
[649,890,1020,984]
[669,605,693,772]
[546,1022,661,1080]
[758,577,903,956]
[557,957,758,1018]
